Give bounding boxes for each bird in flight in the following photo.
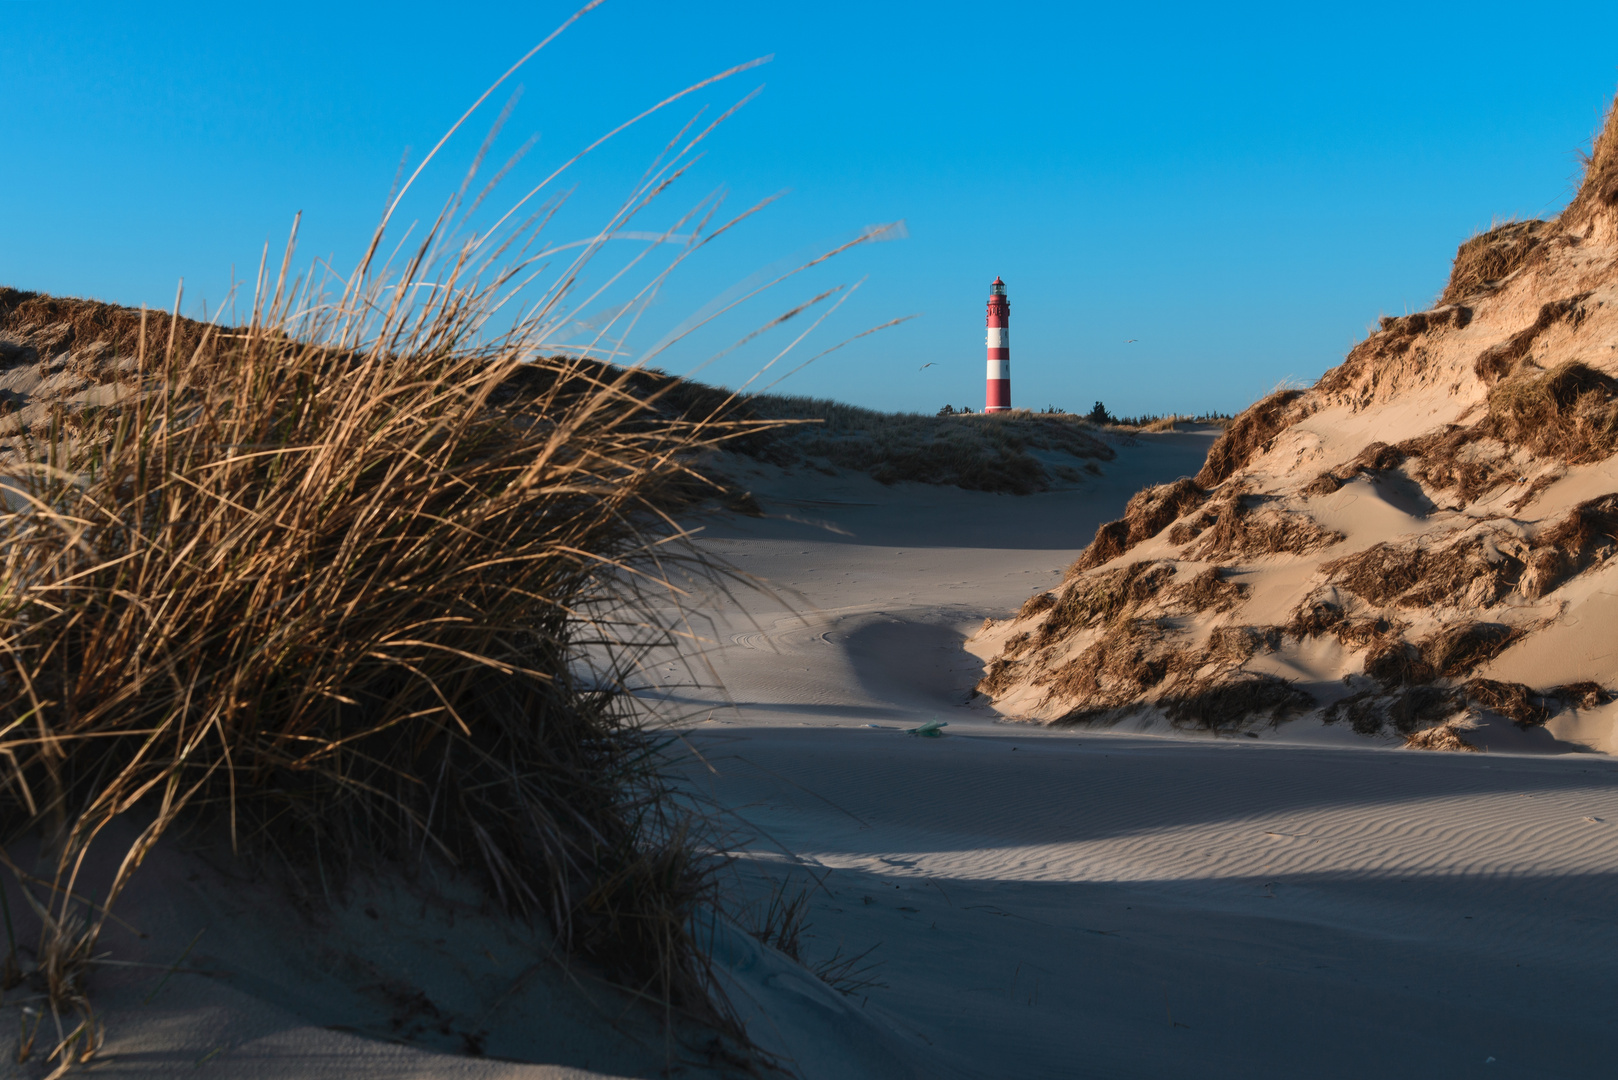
[920,362,937,370]
[1125,339,1138,344]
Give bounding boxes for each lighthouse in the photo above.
[985,277,1011,412]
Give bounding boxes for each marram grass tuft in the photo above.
[0,256,764,1050]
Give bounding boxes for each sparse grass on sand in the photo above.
[745,395,1114,494]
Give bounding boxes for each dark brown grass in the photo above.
[1463,679,1550,727]
[1039,562,1175,643]
[1516,493,1618,598]
[1302,441,1407,497]
[1420,623,1521,678]
[1017,592,1058,620]
[1389,358,1618,503]
[1182,495,1343,561]
[1564,89,1618,226]
[1326,686,1462,737]
[1039,619,1175,708]
[1322,536,1513,608]
[1440,220,1552,304]
[1393,425,1513,503]
[1069,478,1203,572]
[1364,640,1436,687]
[1160,674,1313,733]
[1472,294,1592,384]
[1404,723,1478,752]
[1194,390,1307,487]
[1486,360,1618,461]
[1169,566,1249,614]
[1205,625,1282,664]
[1285,596,1346,639]
[1316,306,1472,404]
[1551,682,1614,709]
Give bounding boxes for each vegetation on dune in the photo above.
[744,395,1114,494]
[0,257,771,1065]
[0,36,856,1070]
[977,86,1618,743]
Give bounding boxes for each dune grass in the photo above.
[0,27,831,1066]
[744,395,1114,494]
[0,259,768,1064]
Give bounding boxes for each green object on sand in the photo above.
[905,720,947,737]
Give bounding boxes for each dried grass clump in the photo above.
[1322,541,1425,605]
[1389,355,1617,505]
[1387,686,1464,734]
[1564,89,1618,226]
[1206,625,1282,664]
[1404,723,1478,752]
[1421,622,1521,678]
[1194,390,1308,487]
[1017,592,1057,620]
[1364,640,1436,687]
[1038,561,1175,643]
[1326,687,1462,737]
[1161,675,1313,733]
[1472,294,1593,384]
[1322,535,1513,609]
[1000,630,1034,659]
[0,276,758,1043]
[1069,477,1204,572]
[1551,681,1614,709]
[1183,494,1343,561]
[1039,619,1173,707]
[1286,596,1346,638]
[1336,615,1401,650]
[1486,360,1618,462]
[1316,306,1473,405]
[1441,220,1553,304]
[1534,492,1618,555]
[976,655,1026,697]
[1360,623,1517,688]
[1301,441,1407,497]
[1169,566,1249,614]
[1463,679,1550,727]
[0,287,209,384]
[1393,425,1512,503]
[1519,493,1618,598]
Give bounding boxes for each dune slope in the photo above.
[972,92,1618,752]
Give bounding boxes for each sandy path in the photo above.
[670,433,1618,1079]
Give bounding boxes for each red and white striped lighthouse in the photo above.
[985,277,1011,412]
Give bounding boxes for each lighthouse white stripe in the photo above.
[986,358,1010,380]
[985,327,1010,349]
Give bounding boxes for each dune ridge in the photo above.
[972,90,1618,752]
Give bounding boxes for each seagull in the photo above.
[1124,339,1138,344]
[919,362,937,370]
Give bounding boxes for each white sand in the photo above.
[669,435,1618,1078]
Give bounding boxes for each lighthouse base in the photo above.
[985,379,1011,412]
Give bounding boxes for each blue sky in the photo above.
[4,1,1618,416]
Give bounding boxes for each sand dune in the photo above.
[969,110,1618,750]
[672,443,1618,1078]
